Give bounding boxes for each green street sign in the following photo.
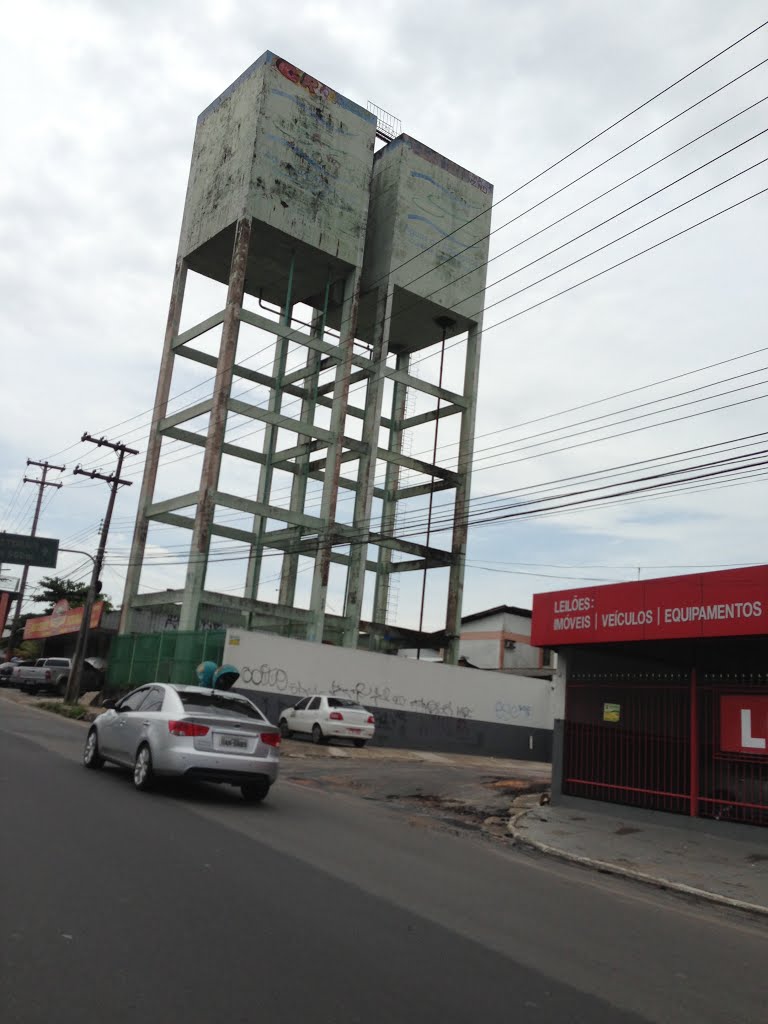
[0,533,59,568]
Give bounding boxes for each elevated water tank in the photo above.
[178,51,377,306]
[360,134,493,351]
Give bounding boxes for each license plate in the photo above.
[349,727,361,733]
[218,734,248,750]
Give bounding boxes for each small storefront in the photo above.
[532,565,768,827]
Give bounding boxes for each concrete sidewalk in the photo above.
[511,802,768,915]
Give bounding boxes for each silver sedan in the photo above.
[83,684,280,802]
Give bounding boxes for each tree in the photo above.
[32,576,113,614]
[0,613,38,657]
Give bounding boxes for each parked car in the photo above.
[0,659,34,686]
[279,695,375,747]
[15,657,72,695]
[14,656,103,696]
[83,684,280,802]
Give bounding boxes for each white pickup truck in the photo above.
[14,657,73,696]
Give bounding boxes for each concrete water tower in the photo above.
[120,53,492,660]
[349,135,493,659]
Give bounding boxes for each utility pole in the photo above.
[65,435,138,704]
[7,460,65,652]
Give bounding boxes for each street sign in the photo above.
[0,532,59,568]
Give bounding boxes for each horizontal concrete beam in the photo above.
[159,398,213,432]
[132,590,185,608]
[173,310,226,348]
[385,368,467,408]
[395,479,455,501]
[400,403,463,431]
[215,491,324,531]
[377,449,458,484]
[145,492,202,518]
[239,309,373,373]
[369,533,453,563]
[161,426,267,466]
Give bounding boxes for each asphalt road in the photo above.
[1,701,765,1024]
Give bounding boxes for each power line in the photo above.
[67,113,768,481]
[68,180,768,497]
[45,23,768,469]
[96,440,768,571]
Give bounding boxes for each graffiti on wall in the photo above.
[495,700,532,723]
[406,136,492,194]
[274,57,337,103]
[238,661,475,719]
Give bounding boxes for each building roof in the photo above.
[461,604,532,625]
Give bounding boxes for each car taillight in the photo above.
[168,720,209,737]
[260,732,281,747]
[367,715,374,724]
[329,711,344,721]
[45,670,51,680]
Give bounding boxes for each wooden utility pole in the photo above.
[65,435,138,704]
[7,460,64,651]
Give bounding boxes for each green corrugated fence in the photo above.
[105,630,227,693]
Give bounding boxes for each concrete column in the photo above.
[371,350,410,647]
[278,311,324,608]
[342,284,394,647]
[178,217,252,631]
[244,263,295,620]
[445,318,482,664]
[306,268,361,642]
[119,256,188,634]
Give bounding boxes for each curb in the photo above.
[0,692,95,725]
[509,809,768,919]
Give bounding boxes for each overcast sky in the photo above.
[2,0,767,628]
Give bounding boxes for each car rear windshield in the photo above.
[178,692,267,721]
[46,659,70,667]
[327,697,366,710]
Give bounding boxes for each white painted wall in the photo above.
[460,609,548,671]
[224,628,553,731]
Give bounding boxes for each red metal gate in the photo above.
[563,670,768,826]
[698,673,768,825]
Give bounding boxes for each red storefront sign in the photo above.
[0,591,11,639]
[23,599,104,640]
[720,695,768,754]
[531,564,768,646]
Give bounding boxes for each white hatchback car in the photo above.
[279,695,375,747]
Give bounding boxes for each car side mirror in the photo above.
[102,698,117,710]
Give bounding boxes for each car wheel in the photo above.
[133,744,154,792]
[353,738,366,748]
[241,779,270,803]
[57,678,68,698]
[279,718,292,739]
[83,728,105,769]
[311,724,326,745]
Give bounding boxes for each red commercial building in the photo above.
[532,564,768,828]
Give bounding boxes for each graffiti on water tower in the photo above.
[274,57,337,104]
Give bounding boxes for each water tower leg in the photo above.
[343,284,394,647]
[371,350,410,648]
[279,311,325,608]
[307,268,362,642]
[445,318,482,664]
[119,256,188,634]
[244,256,295,620]
[179,216,252,631]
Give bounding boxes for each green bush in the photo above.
[37,701,88,720]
